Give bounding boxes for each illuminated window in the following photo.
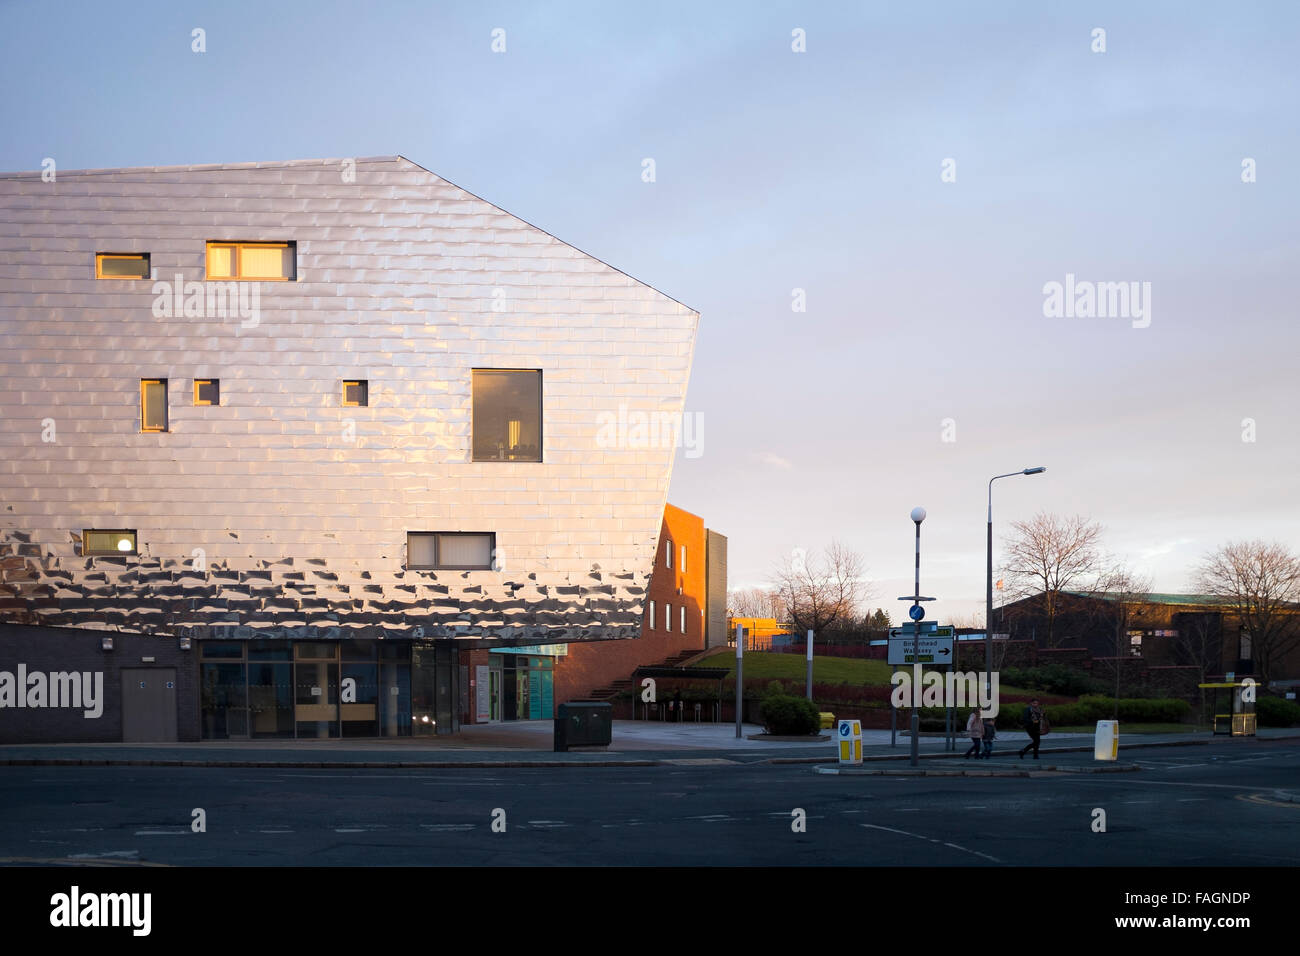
[141,379,168,432]
[84,529,137,556]
[666,539,673,569]
[342,380,368,407]
[681,605,686,634]
[407,532,495,570]
[666,603,672,632]
[194,379,220,406]
[472,369,541,462]
[681,545,687,572]
[205,241,295,280]
[96,253,150,279]
[649,600,656,630]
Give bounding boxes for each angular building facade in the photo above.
[0,156,698,742]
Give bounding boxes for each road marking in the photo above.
[1237,793,1300,810]
[861,823,1001,863]
[334,828,366,833]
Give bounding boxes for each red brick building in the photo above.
[456,503,726,723]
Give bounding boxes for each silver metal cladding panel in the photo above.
[0,156,698,643]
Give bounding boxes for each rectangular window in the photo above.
[666,539,673,569]
[407,532,495,570]
[205,241,295,280]
[342,380,368,407]
[1128,630,1143,657]
[681,545,687,573]
[194,379,220,406]
[472,369,542,462]
[141,379,168,432]
[666,603,672,633]
[681,605,686,634]
[83,529,137,556]
[95,253,150,279]
[648,600,656,630]
[1239,629,1253,660]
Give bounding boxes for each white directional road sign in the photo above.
[888,629,955,665]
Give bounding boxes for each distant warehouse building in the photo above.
[0,156,698,743]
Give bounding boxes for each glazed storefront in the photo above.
[199,639,459,738]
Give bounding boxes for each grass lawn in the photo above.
[690,649,1039,696]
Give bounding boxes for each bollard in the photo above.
[1094,719,1119,761]
[837,718,862,765]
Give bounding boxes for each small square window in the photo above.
[84,529,137,556]
[343,380,368,407]
[194,379,220,406]
[407,532,495,570]
[96,253,150,279]
[141,379,168,432]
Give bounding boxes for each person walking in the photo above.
[964,708,983,758]
[981,715,996,758]
[1019,698,1044,759]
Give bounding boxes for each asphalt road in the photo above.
[1,739,1297,866]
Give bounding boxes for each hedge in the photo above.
[758,695,822,735]
[1256,695,1300,727]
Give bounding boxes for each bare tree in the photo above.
[771,540,869,637]
[1000,512,1105,648]
[1090,560,1153,709]
[727,587,782,620]
[1194,540,1300,684]
[1172,613,1223,729]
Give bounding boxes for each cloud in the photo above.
[754,451,792,470]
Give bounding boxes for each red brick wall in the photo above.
[554,503,707,702]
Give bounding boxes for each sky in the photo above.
[3,0,1298,625]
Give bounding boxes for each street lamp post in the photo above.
[909,507,927,768]
[986,467,1046,703]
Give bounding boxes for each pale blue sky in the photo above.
[3,0,1298,622]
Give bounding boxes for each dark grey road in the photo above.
[1,739,1297,866]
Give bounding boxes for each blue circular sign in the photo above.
[909,604,925,621]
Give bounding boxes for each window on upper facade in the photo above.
[96,253,150,279]
[194,379,220,406]
[1128,630,1143,657]
[649,600,656,630]
[342,380,369,407]
[666,539,673,569]
[681,605,686,634]
[681,545,687,573]
[206,241,295,280]
[1239,628,1253,660]
[407,532,495,570]
[141,379,168,432]
[84,529,137,556]
[666,603,672,632]
[472,369,541,462]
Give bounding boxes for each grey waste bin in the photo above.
[554,701,613,752]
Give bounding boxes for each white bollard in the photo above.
[1094,719,1119,761]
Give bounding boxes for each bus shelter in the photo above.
[1197,681,1256,737]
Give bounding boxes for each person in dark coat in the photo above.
[981,716,996,758]
[1019,698,1044,759]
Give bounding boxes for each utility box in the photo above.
[1094,720,1119,761]
[554,701,613,752]
[837,718,862,765]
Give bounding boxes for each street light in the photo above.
[909,507,926,768]
[986,467,1046,703]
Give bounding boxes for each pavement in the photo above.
[3,721,1297,770]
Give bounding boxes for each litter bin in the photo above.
[554,701,613,752]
